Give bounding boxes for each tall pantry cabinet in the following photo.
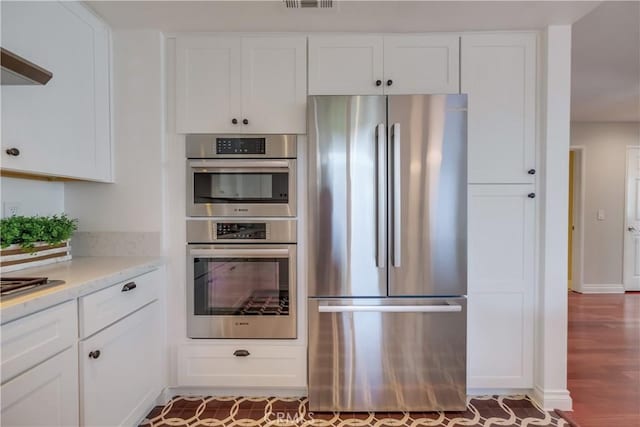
[462,33,538,388]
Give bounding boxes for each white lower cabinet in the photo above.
[80,301,162,427]
[0,347,79,427]
[178,344,306,389]
[467,184,535,388]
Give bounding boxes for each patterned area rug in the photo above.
[140,395,569,426]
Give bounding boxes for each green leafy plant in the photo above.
[0,214,78,251]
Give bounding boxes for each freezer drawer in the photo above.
[308,297,466,412]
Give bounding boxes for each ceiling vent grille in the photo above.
[284,0,333,9]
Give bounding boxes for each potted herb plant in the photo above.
[0,214,78,272]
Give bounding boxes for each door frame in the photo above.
[568,146,586,293]
[623,145,640,291]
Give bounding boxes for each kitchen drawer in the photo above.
[178,344,306,388]
[1,346,79,427]
[1,300,76,384]
[79,269,160,338]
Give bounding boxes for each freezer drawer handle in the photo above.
[233,349,250,357]
[318,304,462,313]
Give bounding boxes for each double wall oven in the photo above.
[186,135,297,339]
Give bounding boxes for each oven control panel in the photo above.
[216,223,267,240]
[216,138,266,155]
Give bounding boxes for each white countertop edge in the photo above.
[0,256,165,324]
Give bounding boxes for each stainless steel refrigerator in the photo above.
[308,95,467,412]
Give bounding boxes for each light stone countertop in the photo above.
[0,256,165,324]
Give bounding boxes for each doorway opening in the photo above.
[568,147,585,292]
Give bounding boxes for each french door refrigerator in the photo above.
[308,95,468,412]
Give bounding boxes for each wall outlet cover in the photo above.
[3,202,21,217]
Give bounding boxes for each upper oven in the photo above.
[186,134,297,217]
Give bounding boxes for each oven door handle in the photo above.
[189,248,290,258]
[189,160,292,169]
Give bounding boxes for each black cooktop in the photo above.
[0,277,65,298]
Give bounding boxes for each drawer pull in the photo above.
[121,282,137,292]
[88,350,101,359]
[233,349,250,357]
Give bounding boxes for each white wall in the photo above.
[571,122,640,287]
[0,177,64,218]
[65,30,164,233]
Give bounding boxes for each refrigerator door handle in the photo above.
[318,304,462,313]
[391,122,402,267]
[376,123,386,268]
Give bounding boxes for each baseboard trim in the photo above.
[165,386,308,400]
[467,388,532,397]
[532,385,573,411]
[579,283,625,294]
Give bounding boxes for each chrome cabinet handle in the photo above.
[121,282,137,292]
[391,123,401,267]
[88,350,101,359]
[375,123,386,268]
[233,349,250,357]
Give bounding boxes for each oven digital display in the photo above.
[216,138,266,155]
[216,223,267,240]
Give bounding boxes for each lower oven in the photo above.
[186,219,296,339]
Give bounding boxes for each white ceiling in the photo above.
[87,1,600,33]
[571,1,640,122]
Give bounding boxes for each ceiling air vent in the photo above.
[284,0,333,8]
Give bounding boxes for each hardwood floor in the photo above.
[567,292,640,427]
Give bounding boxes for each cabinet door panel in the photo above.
[462,33,536,184]
[1,1,112,181]
[1,347,79,427]
[384,35,460,94]
[176,37,241,133]
[467,185,534,388]
[241,37,307,134]
[80,302,162,427]
[309,36,383,95]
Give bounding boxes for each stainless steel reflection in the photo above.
[187,243,296,339]
[307,96,387,297]
[308,94,468,412]
[186,134,297,158]
[308,298,467,412]
[187,158,297,217]
[388,95,467,296]
[187,219,296,244]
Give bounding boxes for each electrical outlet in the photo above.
[3,202,21,217]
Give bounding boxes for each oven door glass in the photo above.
[194,171,289,205]
[193,256,290,316]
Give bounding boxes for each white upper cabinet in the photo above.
[308,36,384,95]
[176,37,242,134]
[242,37,307,134]
[308,34,460,95]
[1,1,112,182]
[462,33,537,184]
[383,35,459,94]
[176,35,307,134]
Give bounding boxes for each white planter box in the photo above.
[0,241,72,273]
